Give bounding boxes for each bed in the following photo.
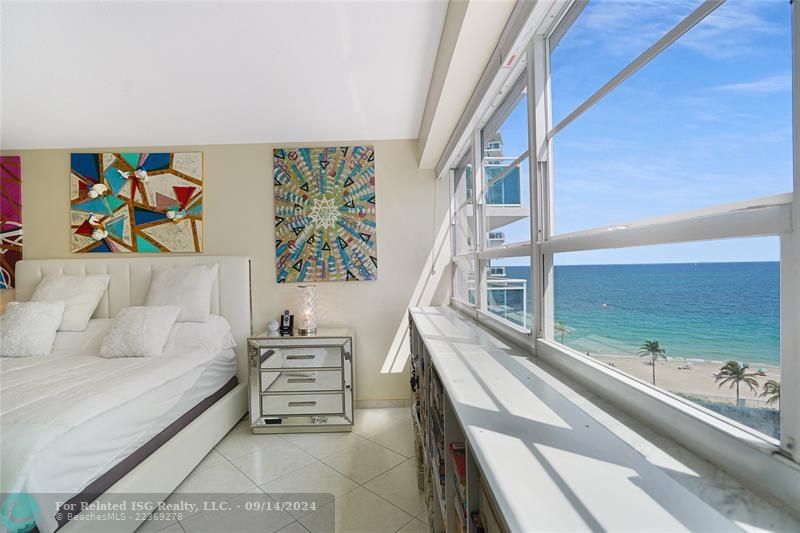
[3,256,251,533]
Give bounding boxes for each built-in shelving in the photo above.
[409,306,738,533]
[410,316,502,533]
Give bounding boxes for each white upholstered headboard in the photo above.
[14,256,252,381]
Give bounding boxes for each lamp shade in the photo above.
[297,284,317,336]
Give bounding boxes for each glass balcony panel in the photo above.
[483,158,530,249]
[485,256,532,331]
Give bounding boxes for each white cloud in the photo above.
[712,74,791,94]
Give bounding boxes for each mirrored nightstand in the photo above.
[248,328,355,433]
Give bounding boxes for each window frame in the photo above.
[446,0,800,467]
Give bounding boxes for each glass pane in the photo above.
[481,82,530,248]
[550,0,703,125]
[454,259,476,306]
[485,256,531,331]
[484,157,530,248]
[453,150,475,254]
[551,0,792,235]
[553,237,780,439]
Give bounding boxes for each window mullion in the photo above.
[473,127,485,319]
[782,0,800,460]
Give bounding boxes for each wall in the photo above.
[1,139,451,400]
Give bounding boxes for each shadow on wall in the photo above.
[380,202,452,374]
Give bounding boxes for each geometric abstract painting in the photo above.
[1,155,22,288]
[273,145,376,282]
[70,152,203,253]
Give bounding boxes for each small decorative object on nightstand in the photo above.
[248,328,354,433]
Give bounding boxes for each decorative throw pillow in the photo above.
[145,265,218,322]
[100,306,181,358]
[0,301,66,357]
[30,274,110,331]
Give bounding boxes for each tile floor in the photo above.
[138,408,426,533]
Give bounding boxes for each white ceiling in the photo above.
[0,1,448,149]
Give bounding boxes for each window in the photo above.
[481,77,530,248]
[554,238,780,439]
[550,0,793,235]
[446,0,797,460]
[549,0,703,125]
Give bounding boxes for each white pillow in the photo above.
[165,315,237,354]
[30,274,110,331]
[100,306,181,358]
[145,265,218,322]
[0,301,66,357]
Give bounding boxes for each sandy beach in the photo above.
[590,354,780,407]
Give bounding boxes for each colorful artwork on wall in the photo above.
[274,146,377,282]
[70,152,203,253]
[1,156,22,288]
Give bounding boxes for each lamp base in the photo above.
[298,328,317,337]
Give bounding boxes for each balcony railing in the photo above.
[464,157,523,207]
[466,275,528,329]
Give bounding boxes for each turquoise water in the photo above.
[503,262,780,366]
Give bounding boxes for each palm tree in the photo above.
[715,361,759,407]
[555,321,572,344]
[638,340,667,386]
[759,379,780,407]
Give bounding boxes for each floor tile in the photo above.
[363,460,424,516]
[321,440,406,484]
[158,524,185,533]
[260,461,358,519]
[179,491,295,533]
[135,515,180,533]
[230,439,317,485]
[193,449,227,473]
[397,518,428,533]
[367,419,415,458]
[172,460,257,495]
[215,421,288,460]
[352,408,409,437]
[275,523,311,533]
[281,431,368,459]
[299,487,414,533]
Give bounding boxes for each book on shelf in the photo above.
[449,442,466,500]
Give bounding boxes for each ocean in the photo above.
[503,262,780,366]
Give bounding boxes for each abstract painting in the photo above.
[70,152,203,253]
[1,156,22,288]
[274,146,376,282]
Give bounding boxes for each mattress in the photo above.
[0,318,237,533]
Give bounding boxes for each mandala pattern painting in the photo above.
[70,152,203,253]
[274,146,377,282]
[1,155,22,288]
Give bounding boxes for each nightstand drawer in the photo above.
[261,393,343,416]
[259,346,343,369]
[261,370,343,393]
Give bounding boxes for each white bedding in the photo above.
[0,318,236,533]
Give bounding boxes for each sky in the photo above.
[488,0,792,266]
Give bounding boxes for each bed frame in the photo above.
[14,256,251,533]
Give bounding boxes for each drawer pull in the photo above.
[287,377,317,383]
[288,401,317,407]
[286,354,316,360]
